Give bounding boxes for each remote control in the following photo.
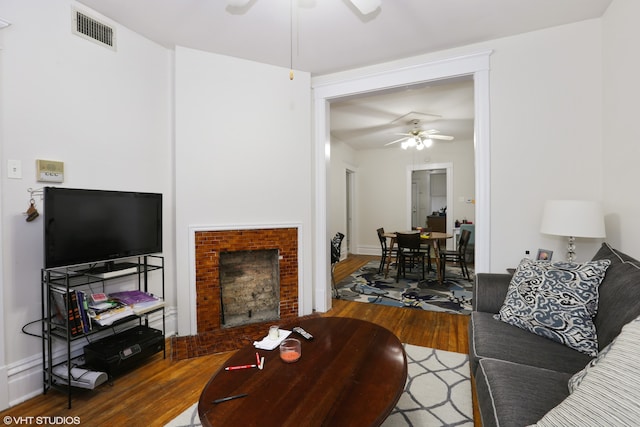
[293,326,313,340]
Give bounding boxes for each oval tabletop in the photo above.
[198,317,407,427]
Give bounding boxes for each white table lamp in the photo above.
[540,200,606,262]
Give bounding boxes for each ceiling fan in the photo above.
[226,0,381,15]
[385,120,454,150]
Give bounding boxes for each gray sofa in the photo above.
[469,243,640,426]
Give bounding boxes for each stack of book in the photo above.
[50,288,165,332]
[109,290,165,315]
[50,286,92,336]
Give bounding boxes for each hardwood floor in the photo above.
[1,254,478,426]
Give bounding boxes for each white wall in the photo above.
[320,18,606,270]
[602,0,640,256]
[0,0,172,407]
[488,20,605,268]
[173,47,312,335]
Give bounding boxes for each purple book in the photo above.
[109,290,158,305]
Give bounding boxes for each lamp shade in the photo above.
[540,200,606,238]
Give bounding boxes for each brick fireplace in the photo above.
[171,226,309,360]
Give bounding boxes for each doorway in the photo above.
[409,163,454,249]
[313,50,492,312]
[412,169,447,229]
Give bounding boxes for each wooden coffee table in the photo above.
[198,317,407,427]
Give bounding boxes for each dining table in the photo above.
[383,231,453,283]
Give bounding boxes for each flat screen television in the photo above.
[44,187,162,269]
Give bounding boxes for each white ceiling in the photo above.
[76,0,612,150]
[77,0,612,76]
[330,78,475,150]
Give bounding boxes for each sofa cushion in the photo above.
[532,314,640,426]
[494,258,610,356]
[591,242,640,350]
[476,358,572,427]
[470,312,592,376]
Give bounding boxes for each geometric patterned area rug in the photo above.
[335,261,474,315]
[383,345,473,427]
[164,344,473,427]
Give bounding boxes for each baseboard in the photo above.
[356,245,379,256]
[0,365,8,411]
[4,308,177,408]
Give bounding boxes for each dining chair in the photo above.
[460,224,475,263]
[376,228,397,274]
[331,232,345,298]
[395,232,427,282]
[439,229,472,281]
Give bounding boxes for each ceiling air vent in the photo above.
[71,8,116,51]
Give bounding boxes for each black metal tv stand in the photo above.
[41,255,165,409]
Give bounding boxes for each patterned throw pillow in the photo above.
[567,340,613,392]
[532,315,640,427]
[495,258,611,356]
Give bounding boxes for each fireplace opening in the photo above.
[219,249,280,328]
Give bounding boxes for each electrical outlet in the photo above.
[7,159,22,179]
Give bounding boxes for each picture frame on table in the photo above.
[537,249,553,261]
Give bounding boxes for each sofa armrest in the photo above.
[473,273,512,313]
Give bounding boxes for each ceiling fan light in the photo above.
[424,137,433,147]
[350,0,381,15]
[401,141,408,149]
[416,142,424,151]
[407,137,417,147]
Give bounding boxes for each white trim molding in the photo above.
[313,50,492,313]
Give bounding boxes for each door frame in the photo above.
[411,180,419,228]
[345,168,356,256]
[408,163,454,249]
[313,50,492,312]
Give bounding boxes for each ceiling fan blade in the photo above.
[331,122,405,141]
[429,134,454,141]
[392,112,442,124]
[349,0,381,15]
[384,137,407,146]
[226,0,251,6]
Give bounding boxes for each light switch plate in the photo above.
[7,159,21,179]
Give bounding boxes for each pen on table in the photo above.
[225,364,257,371]
[212,393,248,404]
[256,352,260,366]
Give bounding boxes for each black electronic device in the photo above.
[43,187,162,269]
[83,325,164,376]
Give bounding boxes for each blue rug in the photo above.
[336,261,473,315]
